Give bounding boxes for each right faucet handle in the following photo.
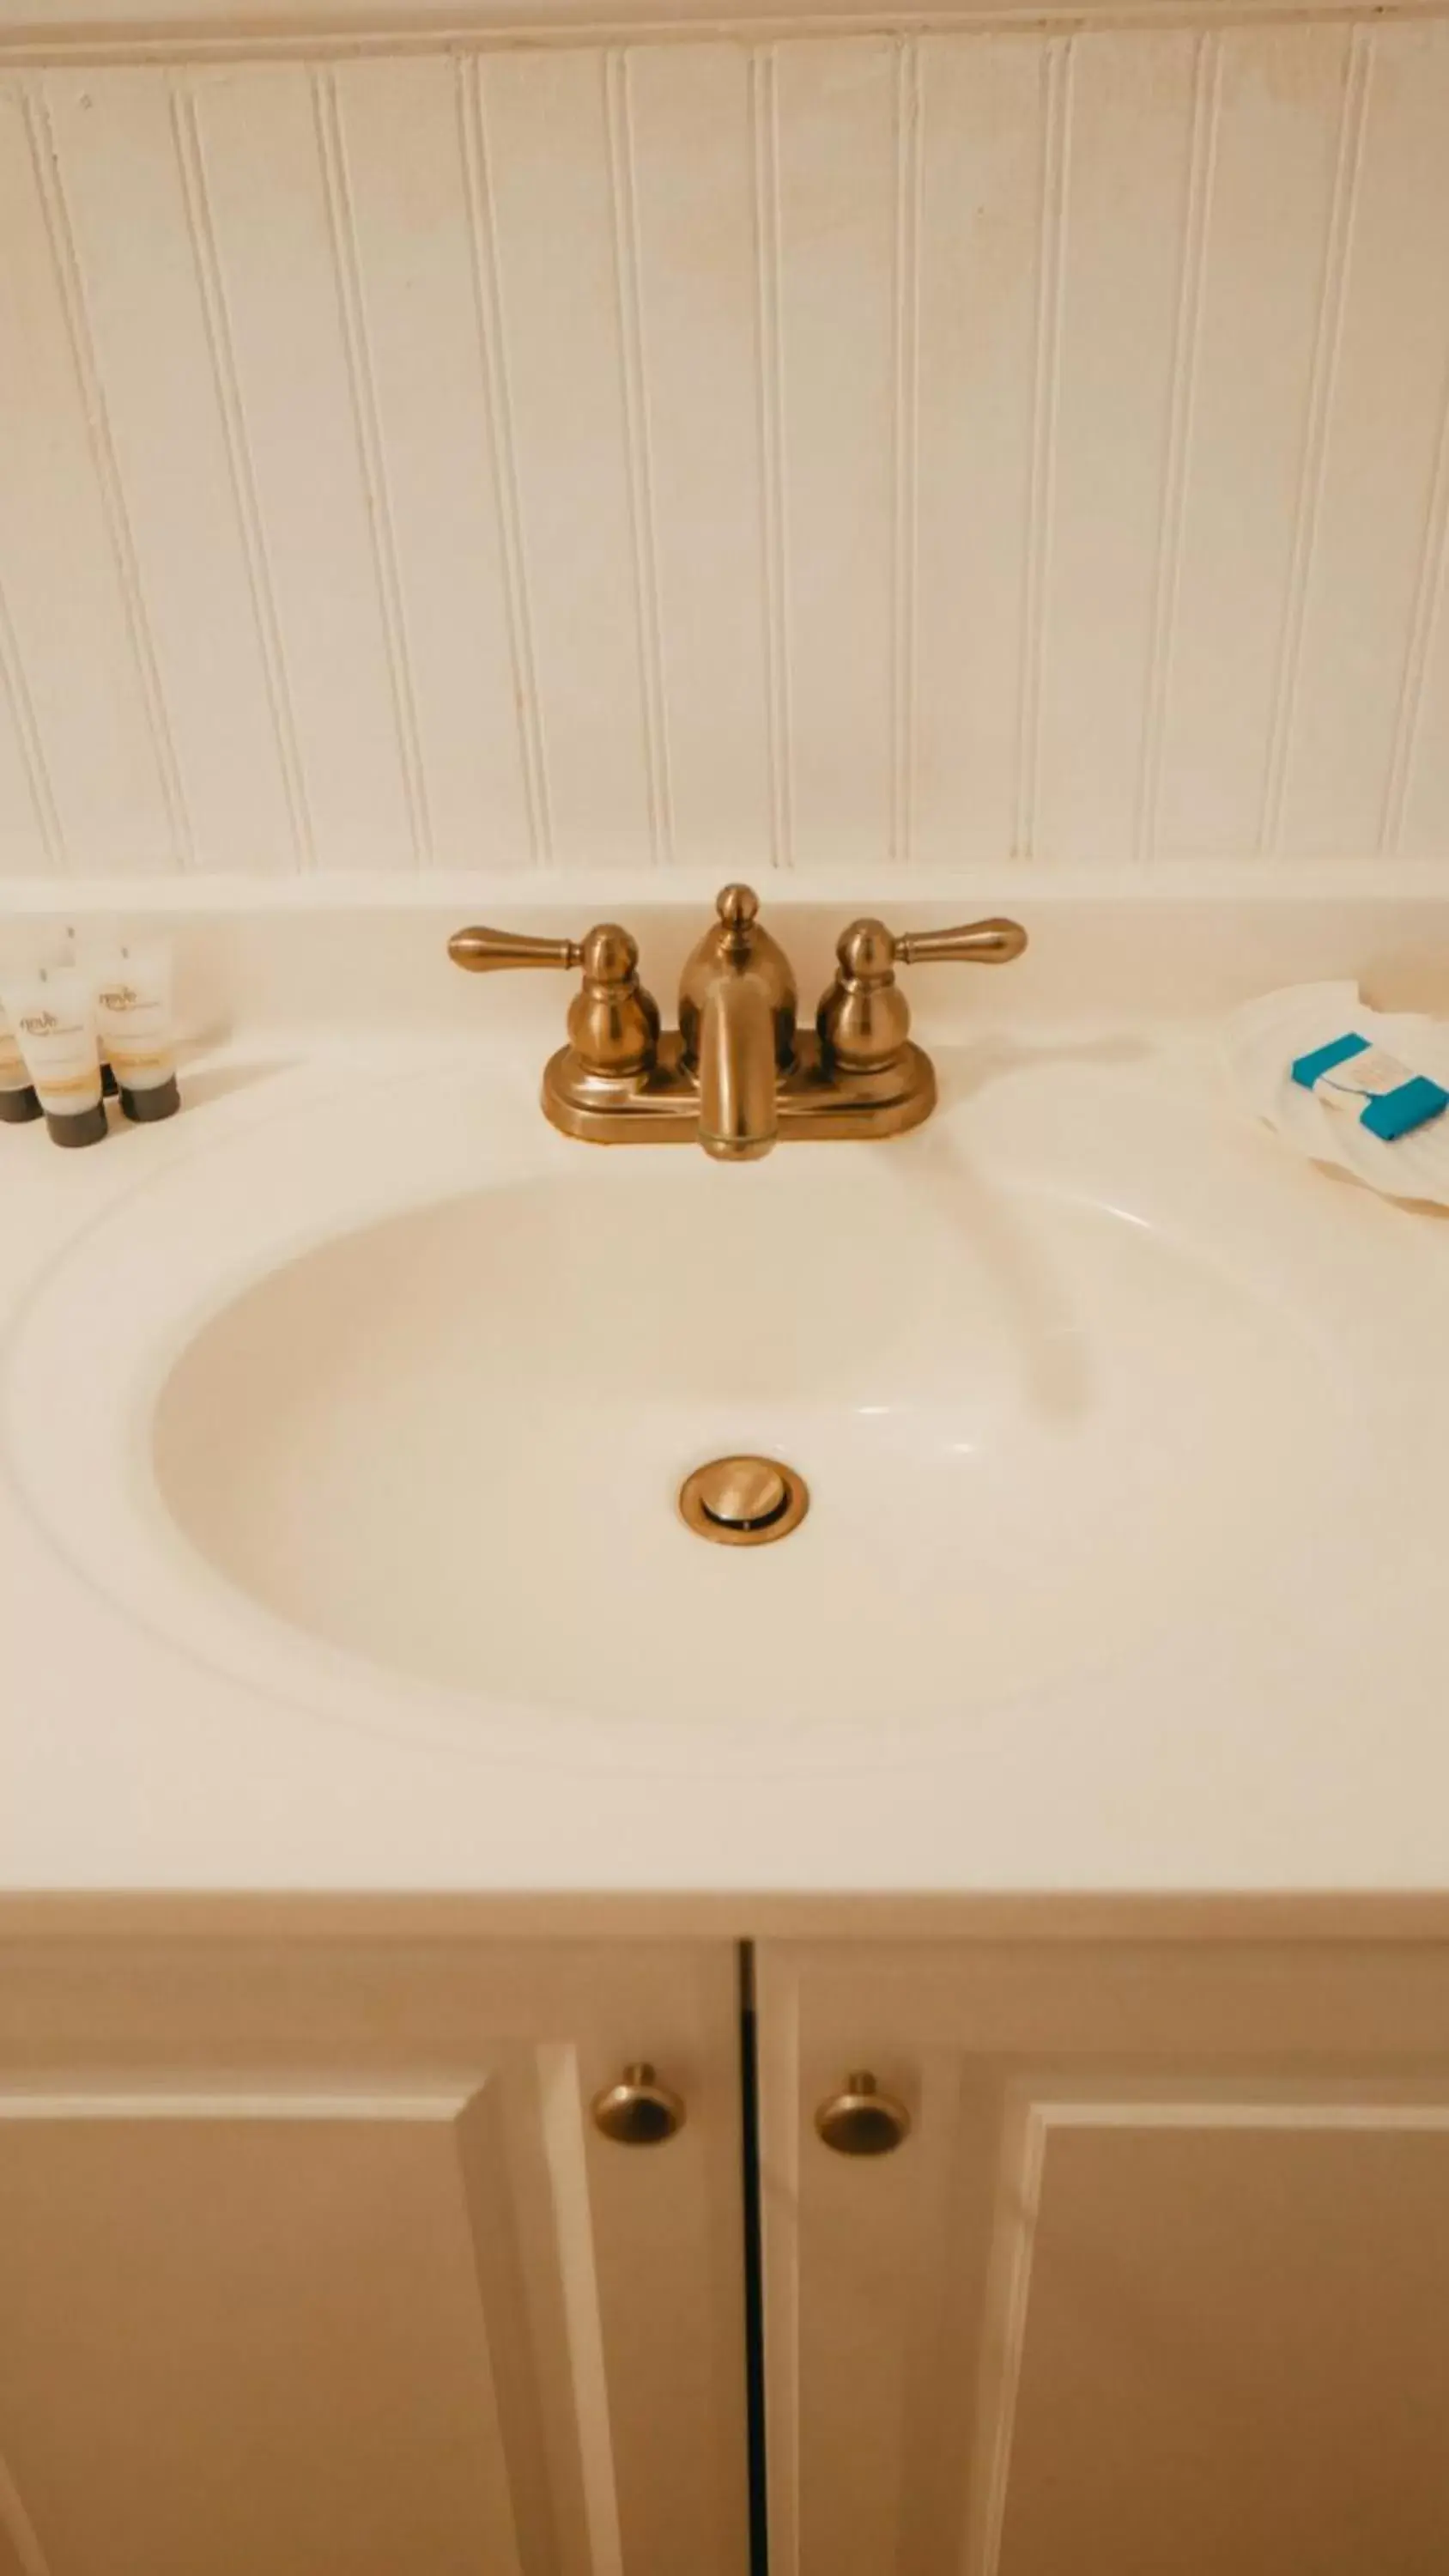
[817,914,1027,1076]
[891,916,1028,967]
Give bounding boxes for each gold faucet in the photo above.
[678,884,796,1159]
[448,884,1026,1155]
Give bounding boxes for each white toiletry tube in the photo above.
[65,917,122,1097]
[0,992,41,1125]
[0,926,71,1125]
[92,941,179,1124]
[1,963,108,1148]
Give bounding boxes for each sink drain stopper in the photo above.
[678,1454,809,1547]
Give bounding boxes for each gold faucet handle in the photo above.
[449,919,660,1084]
[891,917,1028,967]
[818,914,1027,1077]
[448,924,584,973]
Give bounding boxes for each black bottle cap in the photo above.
[45,1100,109,1149]
[100,1060,118,1097]
[119,1074,180,1124]
[0,1084,41,1125]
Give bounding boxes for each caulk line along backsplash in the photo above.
[3,17,1449,878]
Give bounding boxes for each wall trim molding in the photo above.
[2,1,1446,65]
[9,856,1449,917]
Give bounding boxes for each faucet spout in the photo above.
[697,969,779,1160]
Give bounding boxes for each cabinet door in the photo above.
[759,1937,1449,2576]
[0,1933,747,2576]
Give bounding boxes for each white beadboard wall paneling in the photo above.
[23,81,192,857]
[1255,19,1369,851]
[1277,18,1449,857]
[627,43,773,874]
[313,64,432,860]
[750,42,791,869]
[477,46,654,869]
[4,22,1449,883]
[1034,26,1201,863]
[42,67,300,872]
[183,62,416,868]
[1133,25,1218,858]
[889,36,920,870]
[0,79,176,872]
[455,49,549,861]
[1155,20,1349,859]
[0,597,61,872]
[328,55,535,868]
[169,71,313,866]
[1013,36,1070,863]
[1397,418,1449,860]
[1387,303,1449,860]
[773,35,900,871]
[604,48,672,861]
[912,33,1045,868]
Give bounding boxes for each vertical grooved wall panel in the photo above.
[1278,21,1449,856]
[0,657,52,872]
[1399,466,1449,860]
[480,48,652,870]
[1035,29,1199,862]
[773,37,898,871]
[1157,22,1349,860]
[627,43,772,875]
[187,62,414,869]
[43,67,300,872]
[329,58,533,871]
[0,80,173,872]
[912,34,1046,866]
[3,21,1449,881]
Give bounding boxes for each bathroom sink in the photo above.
[6,1038,1444,1775]
[149,1148,1347,1728]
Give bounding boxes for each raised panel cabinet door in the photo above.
[0,1933,748,2576]
[759,1936,1449,2576]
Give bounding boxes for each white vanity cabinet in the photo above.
[9,1925,1449,2576]
[0,1935,748,2576]
[758,1938,1449,2576]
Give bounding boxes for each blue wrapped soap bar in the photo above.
[1290,1031,1449,1139]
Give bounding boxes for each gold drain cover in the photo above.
[678,1454,809,1547]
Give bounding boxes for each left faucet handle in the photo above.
[450,918,660,1085]
[448,924,584,973]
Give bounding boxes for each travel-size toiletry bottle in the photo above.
[90,940,179,1122]
[0,990,40,1123]
[0,924,72,1126]
[0,963,108,1146]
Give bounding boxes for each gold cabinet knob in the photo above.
[815,2071,911,2157]
[591,2063,687,2147]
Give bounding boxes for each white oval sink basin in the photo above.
[9,1038,1445,1779]
[149,1138,1350,1730]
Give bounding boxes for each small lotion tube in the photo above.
[68,917,123,1094]
[0,927,70,1124]
[0,994,40,1123]
[91,942,179,1122]
[2,964,107,1147]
